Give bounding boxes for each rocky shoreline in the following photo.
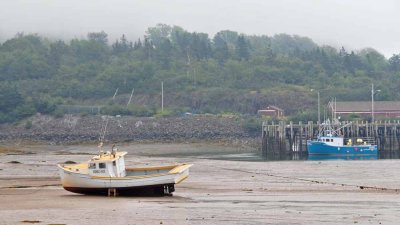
[0,115,260,146]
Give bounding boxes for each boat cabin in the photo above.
[88,151,127,177]
[317,136,344,146]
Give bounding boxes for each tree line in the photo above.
[1,24,400,123]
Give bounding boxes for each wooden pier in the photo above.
[262,120,400,156]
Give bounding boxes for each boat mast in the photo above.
[98,118,109,153]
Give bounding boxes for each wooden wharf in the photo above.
[261,120,400,156]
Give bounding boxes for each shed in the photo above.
[335,101,400,118]
[257,105,284,117]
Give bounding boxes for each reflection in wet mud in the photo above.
[183,150,400,162]
[260,151,400,161]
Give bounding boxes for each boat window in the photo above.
[113,161,116,166]
[89,163,96,169]
[330,139,333,142]
[99,163,106,169]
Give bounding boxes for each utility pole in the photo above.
[371,83,374,124]
[371,83,381,124]
[112,88,119,100]
[311,89,320,124]
[126,88,134,107]
[317,91,320,124]
[161,81,164,112]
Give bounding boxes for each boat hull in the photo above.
[58,164,190,196]
[308,154,378,161]
[63,183,175,196]
[307,141,378,155]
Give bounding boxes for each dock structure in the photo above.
[261,120,400,155]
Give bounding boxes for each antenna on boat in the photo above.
[98,141,104,153]
[111,144,117,158]
[98,118,109,154]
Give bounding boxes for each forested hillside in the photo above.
[1,24,400,123]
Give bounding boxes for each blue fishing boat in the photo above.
[307,120,378,156]
[308,154,377,161]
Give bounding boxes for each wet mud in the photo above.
[0,143,399,224]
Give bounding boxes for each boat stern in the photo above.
[168,164,193,184]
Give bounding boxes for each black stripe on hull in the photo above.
[63,183,175,196]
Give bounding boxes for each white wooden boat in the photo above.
[57,148,192,196]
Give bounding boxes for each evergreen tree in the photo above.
[112,34,132,54]
[235,35,250,60]
[388,54,400,71]
[213,34,230,63]
[87,31,108,45]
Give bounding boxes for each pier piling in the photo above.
[262,120,400,156]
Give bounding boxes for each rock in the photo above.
[0,115,260,144]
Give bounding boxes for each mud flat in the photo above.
[0,143,399,225]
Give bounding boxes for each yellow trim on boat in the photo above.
[61,163,88,171]
[125,165,176,171]
[176,174,189,184]
[91,173,169,180]
[89,164,192,180]
[168,164,193,174]
[90,151,127,162]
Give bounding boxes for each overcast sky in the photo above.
[0,0,399,57]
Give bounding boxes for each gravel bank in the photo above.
[0,115,259,145]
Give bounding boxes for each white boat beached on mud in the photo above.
[58,146,192,196]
